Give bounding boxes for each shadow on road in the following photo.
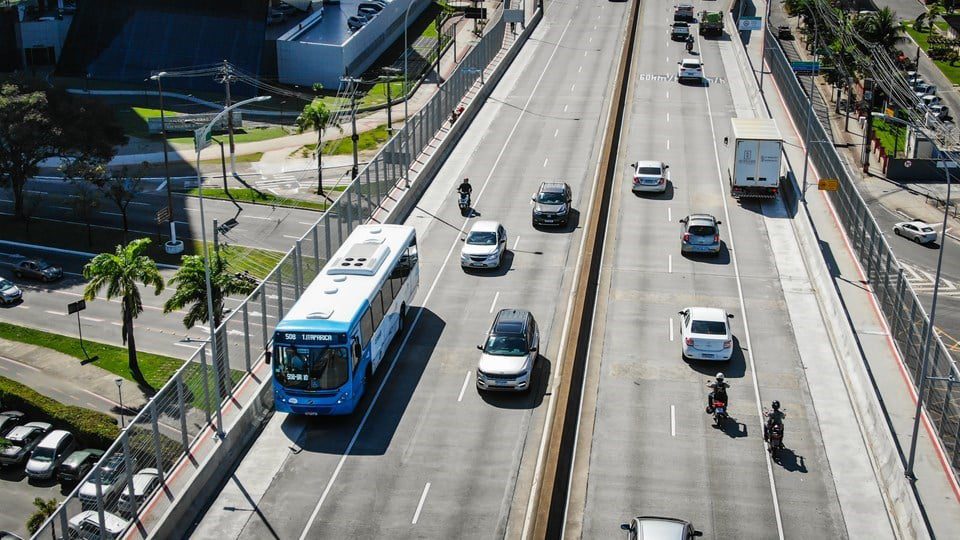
[773,447,808,473]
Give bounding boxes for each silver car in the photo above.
[894,220,938,244]
[680,214,721,255]
[621,516,703,539]
[0,279,22,305]
[632,161,669,193]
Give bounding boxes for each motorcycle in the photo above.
[686,36,694,53]
[458,191,471,215]
[712,399,728,428]
[765,422,784,456]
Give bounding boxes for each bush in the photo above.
[0,376,119,448]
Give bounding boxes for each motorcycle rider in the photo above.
[764,400,785,441]
[685,35,694,53]
[457,177,472,207]
[705,372,729,413]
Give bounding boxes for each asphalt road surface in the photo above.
[190,0,627,537]
[574,1,845,537]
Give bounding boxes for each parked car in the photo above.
[0,278,22,305]
[78,455,135,507]
[58,449,105,484]
[531,181,573,227]
[894,220,938,244]
[632,160,670,194]
[677,58,703,83]
[476,309,539,392]
[0,410,25,436]
[679,214,722,256]
[671,21,690,40]
[0,422,52,467]
[67,510,129,540]
[776,25,793,39]
[678,307,734,361]
[26,429,77,480]
[621,516,703,539]
[118,468,161,515]
[460,220,508,269]
[14,259,62,282]
[929,103,949,120]
[918,94,942,111]
[348,14,370,30]
[914,82,936,96]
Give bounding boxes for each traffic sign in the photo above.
[156,206,171,224]
[738,16,762,31]
[790,61,821,75]
[818,178,839,191]
[67,300,86,315]
[464,7,488,19]
[194,127,212,152]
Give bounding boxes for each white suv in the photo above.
[677,58,703,83]
[476,309,539,392]
[460,221,507,269]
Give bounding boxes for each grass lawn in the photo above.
[299,124,392,156]
[200,152,263,166]
[873,118,908,157]
[184,187,331,213]
[114,106,181,139]
[199,241,287,279]
[0,321,182,390]
[361,80,407,108]
[904,22,960,85]
[168,126,291,146]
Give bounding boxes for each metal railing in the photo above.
[763,25,960,483]
[31,13,508,540]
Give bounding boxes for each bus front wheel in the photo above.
[399,303,408,333]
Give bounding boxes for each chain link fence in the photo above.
[32,12,508,540]
[763,26,960,482]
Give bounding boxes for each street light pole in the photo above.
[149,72,175,236]
[194,95,270,437]
[115,378,124,429]
[403,0,418,125]
[800,19,818,202]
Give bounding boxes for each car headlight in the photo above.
[485,253,499,260]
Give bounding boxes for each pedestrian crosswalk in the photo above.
[900,261,960,298]
[255,174,301,191]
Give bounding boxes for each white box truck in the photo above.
[729,118,784,199]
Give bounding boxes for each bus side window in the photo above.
[352,337,361,371]
[360,307,374,347]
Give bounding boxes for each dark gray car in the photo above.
[679,214,721,256]
[14,259,63,282]
[0,411,25,437]
[0,422,51,467]
[531,181,572,227]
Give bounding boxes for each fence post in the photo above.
[891,269,907,340]
[276,266,284,318]
[176,372,189,451]
[939,375,955,434]
[312,225,321,270]
[199,347,213,426]
[865,227,878,281]
[121,431,135,499]
[260,289,269,351]
[94,462,107,535]
[151,400,165,480]
[242,303,252,372]
[58,507,69,540]
[904,299,921,377]
[325,213,334,261]
[294,241,303,299]
[218,328,232,399]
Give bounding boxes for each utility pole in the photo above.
[383,67,401,134]
[342,77,361,179]
[861,78,876,172]
[217,60,238,175]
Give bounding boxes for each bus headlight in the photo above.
[336,392,350,404]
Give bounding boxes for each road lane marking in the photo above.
[412,482,431,524]
[554,128,559,138]
[53,206,72,211]
[0,355,41,372]
[584,50,588,57]
[666,112,670,123]
[513,236,520,250]
[543,157,549,168]
[81,316,104,323]
[666,139,670,150]
[111,322,123,327]
[571,84,576,93]
[578,66,582,73]
[700,28,785,539]
[283,235,301,240]
[490,291,500,313]
[297,20,576,540]
[298,221,316,226]
[668,207,672,222]
[156,181,167,191]
[244,215,274,220]
[458,371,472,402]
[666,91,669,99]
[670,318,674,341]
[45,310,63,316]
[668,255,672,273]
[100,212,123,217]
[174,342,202,349]
[564,104,568,112]
[671,405,676,437]
[129,201,150,206]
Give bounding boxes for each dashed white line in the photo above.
[129,201,150,207]
[53,206,72,211]
[543,157,549,168]
[564,104,568,112]
[81,316,104,323]
[244,215,274,220]
[584,50,588,57]
[578,66,583,73]
[44,310,63,316]
[666,139,670,150]
[671,405,676,437]
[669,318,674,342]
[111,322,123,327]
[668,255,672,273]
[490,291,500,313]
[298,221,316,226]
[570,84,576,93]
[554,128,559,138]
[668,207,672,222]
[513,236,520,250]
[412,482,431,524]
[458,371,472,402]
[666,91,670,99]
[666,112,670,123]
[100,212,123,217]
[283,235,301,240]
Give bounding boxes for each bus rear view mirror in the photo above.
[264,351,272,365]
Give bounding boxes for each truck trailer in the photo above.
[729,118,784,199]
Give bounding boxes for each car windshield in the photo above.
[32,447,55,462]
[35,260,51,270]
[0,279,12,289]
[274,346,349,391]
[636,167,662,175]
[484,335,528,356]
[691,320,727,335]
[537,191,565,204]
[683,61,700,68]
[467,231,497,246]
[688,225,716,236]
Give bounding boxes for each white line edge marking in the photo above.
[578,66,583,73]
[554,128,559,138]
[699,28,785,540]
[666,139,670,150]
[666,112,670,123]
[490,291,500,313]
[458,371,472,402]
[297,20,575,540]
[564,104,569,112]
[513,235,521,250]
[412,482,431,524]
[44,310,63,316]
[670,405,676,437]
[571,84,576,93]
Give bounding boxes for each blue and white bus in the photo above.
[270,224,419,415]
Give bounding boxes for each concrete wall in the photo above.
[17,14,71,65]
[887,158,956,182]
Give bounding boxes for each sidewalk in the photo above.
[743,6,960,536]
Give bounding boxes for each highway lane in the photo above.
[575,1,845,537]
[190,1,629,538]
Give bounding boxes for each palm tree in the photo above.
[863,8,907,52]
[297,97,343,198]
[26,497,58,535]
[83,238,164,389]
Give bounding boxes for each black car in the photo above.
[14,259,63,282]
[0,422,52,467]
[58,449,105,484]
[777,25,793,39]
[0,411,25,437]
[531,181,573,227]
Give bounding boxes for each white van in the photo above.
[26,430,76,480]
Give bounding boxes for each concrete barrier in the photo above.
[781,175,929,539]
[386,10,544,225]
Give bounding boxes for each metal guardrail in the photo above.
[31,14,508,540]
[762,25,960,483]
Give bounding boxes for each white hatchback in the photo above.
[677,58,703,83]
[679,307,734,361]
[894,220,938,244]
[461,220,508,269]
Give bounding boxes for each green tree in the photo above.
[163,253,256,330]
[0,80,125,220]
[860,8,906,52]
[26,497,58,535]
[83,238,164,389]
[297,95,342,197]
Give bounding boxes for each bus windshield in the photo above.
[274,346,349,391]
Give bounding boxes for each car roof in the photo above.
[686,307,728,322]
[539,182,567,192]
[65,449,103,463]
[686,214,716,223]
[131,468,160,487]
[635,160,664,169]
[5,425,39,440]
[634,516,689,539]
[23,421,52,431]
[681,57,701,64]
[69,510,129,533]
[469,220,501,233]
[0,411,24,418]
[38,429,71,447]
[494,309,530,334]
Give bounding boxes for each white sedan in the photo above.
[679,307,734,361]
[631,161,669,193]
[893,221,938,244]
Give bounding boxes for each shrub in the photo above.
[0,376,119,448]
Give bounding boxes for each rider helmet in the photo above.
[772,400,780,410]
[715,372,725,382]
